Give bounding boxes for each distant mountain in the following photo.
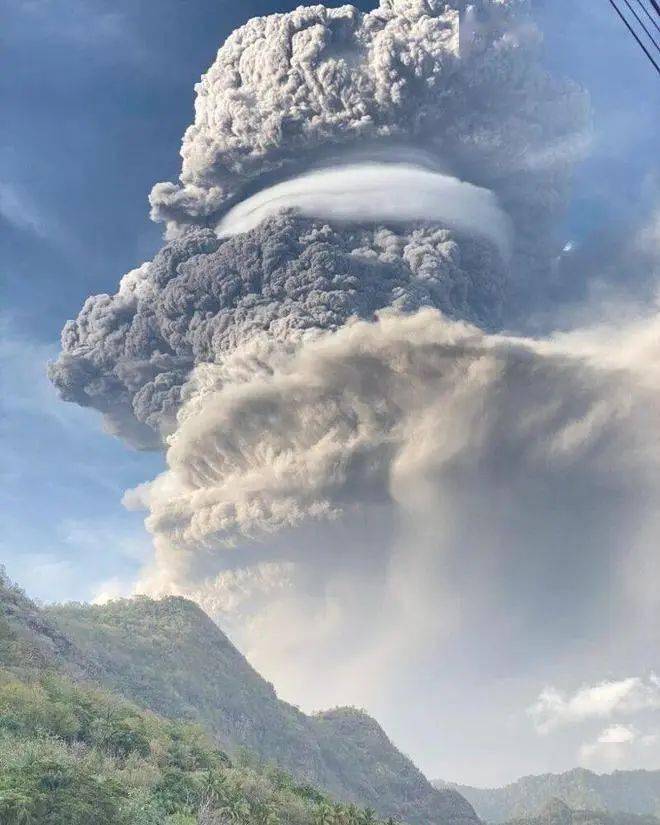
[507,797,660,825]
[2,573,477,825]
[435,768,660,821]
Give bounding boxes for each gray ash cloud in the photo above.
[49,214,506,446]
[149,0,587,239]
[49,0,589,447]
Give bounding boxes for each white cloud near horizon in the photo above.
[579,724,660,771]
[529,675,660,734]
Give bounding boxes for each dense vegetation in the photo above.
[0,669,395,825]
[45,595,477,825]
[438,768,660,821]
[0,571,394,825]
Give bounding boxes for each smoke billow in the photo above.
[148,0,587,241]
[48,0,660,776]
[49,213,507,447]
[49,0,589,448]
[128,308,660,662]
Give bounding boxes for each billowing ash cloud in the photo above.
[48,0,588,449]
[127,307,660,736]
[128,308,658,553]
[49,213,506,447]
[149,0,587,242]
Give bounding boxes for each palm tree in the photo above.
[218,793,250,823]
[313,802,337,825]
[332,803,352,825]
[360,808,378,825]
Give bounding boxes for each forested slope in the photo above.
[0,571,397,825]
[45,595,477,825]
[0,571,477,824]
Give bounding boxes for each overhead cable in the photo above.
[607,0,660,75]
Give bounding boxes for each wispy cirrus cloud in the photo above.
[0,182,53,240]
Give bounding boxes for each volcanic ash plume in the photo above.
[148,0,587,241]
[48,214,507,448]
[49,0,588,449]
[46,0,660,742]
[127,308,660,711]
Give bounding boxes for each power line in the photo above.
[622,0,660,50]
[634,0,660,37]
[650,0,660,16]
[608,0,660,75]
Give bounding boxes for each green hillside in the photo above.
[44,595,477,825]
[0,570,398,825]
[0,567,86,675]
[4,570,660,825]
[0,668,394,825]
[1,570,477,824]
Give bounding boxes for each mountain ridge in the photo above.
[505,795,660,825]
[45,594,478,825]
[435,767,660,821]
[2,573,476,825]
[0,571,403,824]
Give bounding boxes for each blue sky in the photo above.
[1,0,658,600]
